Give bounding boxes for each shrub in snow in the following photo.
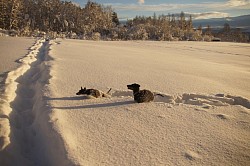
[203,35,212,42]
[67,32,78,39]
[31,30,46,38]
[192,31,203,41]
[109,29,119,41]
[126,24,148,40]
[92,32,101,41]
[8,30,18,37]
[0,28,8,36]
[171,37,179,41]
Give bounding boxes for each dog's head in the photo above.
[127,83,140,91]
[76,87,87,95]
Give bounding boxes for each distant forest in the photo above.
[0,0,249,42]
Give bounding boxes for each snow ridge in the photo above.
[0,39,71,165]
[0,39,44,151]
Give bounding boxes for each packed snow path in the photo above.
[0,39,70,165]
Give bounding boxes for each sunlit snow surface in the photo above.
[0,38,250,165]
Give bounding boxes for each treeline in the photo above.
[213,23,249,43]
[123,12,199,41]
[0,0,200,41]
[0,0,118,38]
[0,0,249,42]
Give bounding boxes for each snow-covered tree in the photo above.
[0,0,9,28]
[0,0,23,30]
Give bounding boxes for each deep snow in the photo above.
[0,37,35,101]
[0,37,250,165]
[47,39,250,165]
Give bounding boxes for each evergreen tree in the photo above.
[0,0,9,29]
[0,0,23,30]
[205,25,212,36]
[187,15,193,31]
[223,23,230,33]
[179,11,186,30]
[112,12,119,26]
[197,24,202,32]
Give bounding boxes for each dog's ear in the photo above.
[83,87,86,90]
[81,86,83,90]
[134,83,140,87]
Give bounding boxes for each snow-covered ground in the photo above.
[0,37,35,74]
[0,37,250,165]
[0,37,35,94]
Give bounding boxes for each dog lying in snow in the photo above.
[127,83,155,103]
[76,87,111,98]
[127,83,164,103]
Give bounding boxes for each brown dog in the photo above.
[76,87,111,98]
[127,83,154,103]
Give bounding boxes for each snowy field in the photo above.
[0,37,250,165]
[0,37,35,94]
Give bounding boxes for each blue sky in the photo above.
[70,0,250,20]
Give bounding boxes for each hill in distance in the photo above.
[193,15,250,32]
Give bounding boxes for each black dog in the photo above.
[127,83,154,103]
[76,87,111,98]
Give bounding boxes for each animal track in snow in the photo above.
[109,90,250,109]
[214,114,231,120]
[0,38,53,163]
[174,93,250,109]
[184,150,201,160]
[110,90,133,98]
